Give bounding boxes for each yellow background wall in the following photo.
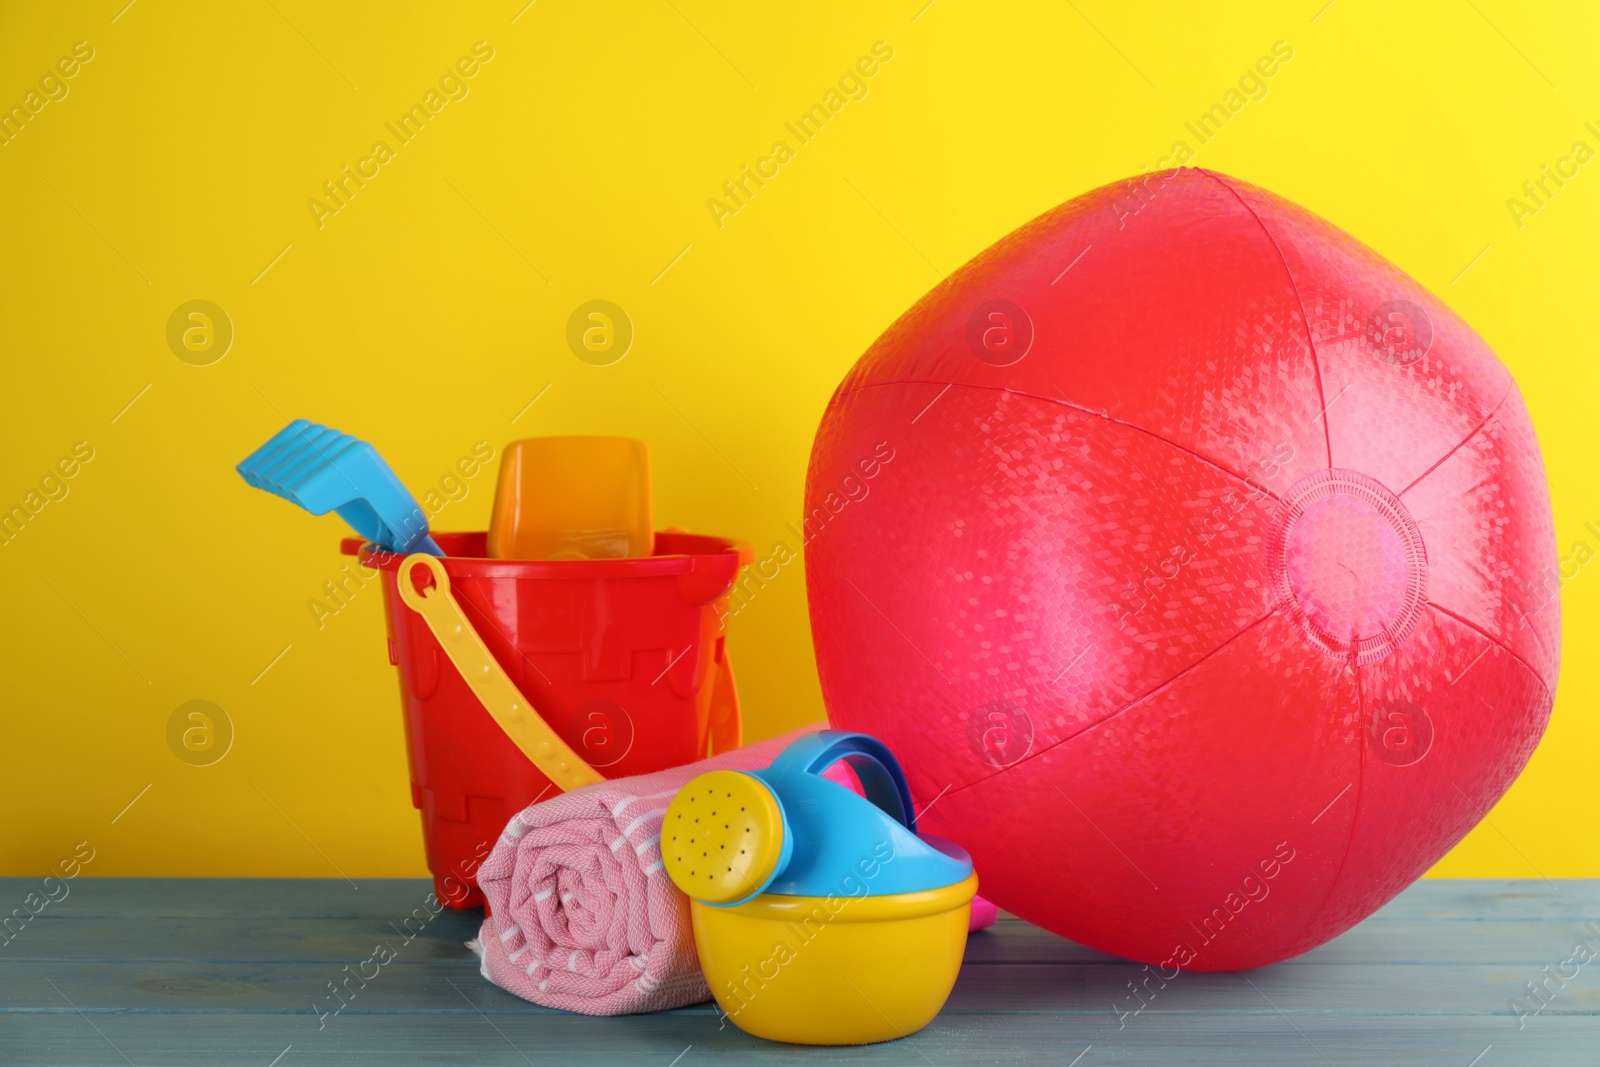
[1,1,1593,880]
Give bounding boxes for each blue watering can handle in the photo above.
[766,730,918,835]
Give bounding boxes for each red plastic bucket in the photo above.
[344,530,750,908]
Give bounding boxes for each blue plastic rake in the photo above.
[237,419,444,555]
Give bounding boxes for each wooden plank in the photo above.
[1367,879,1600,921]
[3,878,1596,1065]
[0,877,433,920]
[0,913,485,963]
[0,957,1591,1019]
[963,914,1600,967]
[8,912,1596,967]
[0,1011,1574,1067]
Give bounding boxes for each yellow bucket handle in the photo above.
[396,552,742,793]
[397,553,605,792]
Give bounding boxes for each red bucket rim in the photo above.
[342,530,753,579]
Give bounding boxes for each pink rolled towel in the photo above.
[474,725,997,1015]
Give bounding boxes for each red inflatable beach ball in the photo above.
[805,169,1558,970]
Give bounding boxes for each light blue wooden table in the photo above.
[1,878,1594,1065]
